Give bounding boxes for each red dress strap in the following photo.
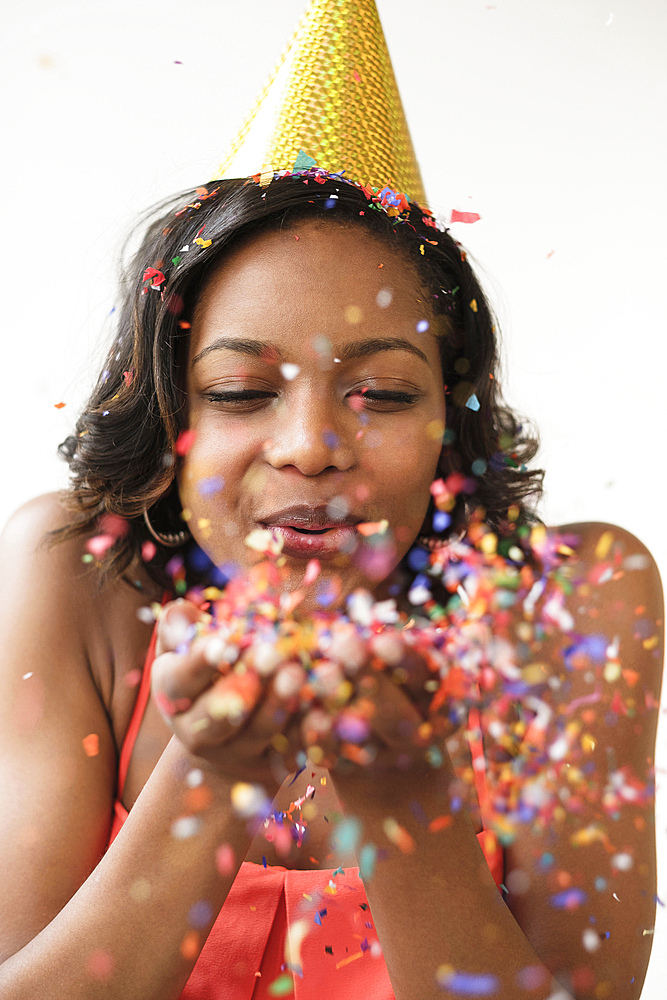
[108,598,168,847]
[117,619,160,799]
[467,704,492,821]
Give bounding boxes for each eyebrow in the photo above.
[191,336,430,368]
[191,338,283,367]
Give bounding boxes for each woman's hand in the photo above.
[302,628,465,779]
[151,599,298,790]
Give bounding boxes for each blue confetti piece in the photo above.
[262,855,267,869]
[197,475,225,496]
[407,547,430,571]
[437,970,500,995]
[188,900,213,928]
[293,149,317,169]
[465,392,480,411]
[314,911,322,925]
[416,319,430,332]
[322,430,339,448]
[359,843,376,880]
[550,888,588,909]
[433,511,451,532]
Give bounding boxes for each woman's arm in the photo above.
[332,521,662,1000]
[503,523,662,999]
[0,497,258,999]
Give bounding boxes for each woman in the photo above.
[0,172,662,1000]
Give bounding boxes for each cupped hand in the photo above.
[301,628,467,780]
[151,600,301,789]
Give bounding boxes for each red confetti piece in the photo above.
[82,733,99,757]
[450,209,481,224]
[175,429,197,456]
[122,370,134,386]
[142,267,166,286]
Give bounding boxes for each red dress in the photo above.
[108,625,504,999]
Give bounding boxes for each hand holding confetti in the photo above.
[151,599,299,788]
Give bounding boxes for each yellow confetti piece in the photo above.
[581,734,596,753]
[344,304,363,324]
[383,817,415,853]
[643,635,659,651]
[470,298,478,312]
[425,418,445,441]
[595,530,614,560]
[479,532,497,556]
[194,237,212,248]
[259,165,274,188]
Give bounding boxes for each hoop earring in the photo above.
[143,507,190,548]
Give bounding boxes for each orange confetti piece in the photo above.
[383,817,415,853]
[428,815,453,832]
[336,951,363,969]
[82,733,99,757]
[181,931,199,960]
[357,520,388,536]
[54,402,66,409]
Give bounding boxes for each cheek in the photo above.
[362,429,441,523]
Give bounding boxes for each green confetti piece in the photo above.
[268,973,294,996]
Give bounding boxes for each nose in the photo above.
[262,391,355,477]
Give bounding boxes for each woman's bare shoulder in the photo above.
[553,519,663,607]
[0,492,160,716]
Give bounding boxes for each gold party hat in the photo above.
[213,0,427,206]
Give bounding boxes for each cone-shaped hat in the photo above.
[213,0,427,206]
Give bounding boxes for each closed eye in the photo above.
[203,389,276,406]
[348,390,420,406]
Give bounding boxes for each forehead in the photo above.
[189,220,434,354]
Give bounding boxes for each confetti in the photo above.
[280,363,301,381]
[382,818,415,853]
[450,209,482,224]
[175,430,197,456]
[82,733,99,757]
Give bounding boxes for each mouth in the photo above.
[257,504,362,558]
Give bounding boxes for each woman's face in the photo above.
[179,219,446,606]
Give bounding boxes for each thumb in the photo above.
[156,598,209,656]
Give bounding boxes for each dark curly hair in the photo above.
[53,172,543,584]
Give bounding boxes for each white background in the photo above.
[1,0,665,994]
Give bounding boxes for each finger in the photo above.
[173,668,264,750]
[156,599,210,656]
[151,642,221,717]
[354,670,424,750]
